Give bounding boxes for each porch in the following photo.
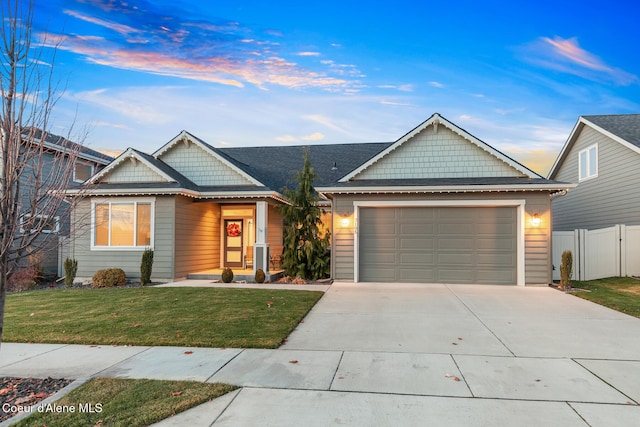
[187,268,285,283]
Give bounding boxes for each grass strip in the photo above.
[5,287,323,348]
[569,277,640,318]
[13,378,236,427]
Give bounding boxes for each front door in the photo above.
[224,219,243,267]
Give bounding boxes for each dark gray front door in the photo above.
[359,206,517,284]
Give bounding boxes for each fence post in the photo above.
[576,229,586,281]
[619,224,625,276]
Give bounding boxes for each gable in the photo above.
[101,158,169,184]
[155,133,260,187]
[352,123,526,180]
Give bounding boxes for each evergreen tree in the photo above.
[279,149,330,280]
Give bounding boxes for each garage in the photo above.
[358,206,517,284]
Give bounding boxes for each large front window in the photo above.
[92,199,153,249]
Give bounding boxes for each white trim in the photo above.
[340,113,540,182]
[352,199,527,286]
[318,183,575,195]
[19,214,60,234]
[153,130,264,187]
[90,197,156,251]
[578,143,598,182]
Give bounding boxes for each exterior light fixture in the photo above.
[341,215,350,227]
[531,213,541,227]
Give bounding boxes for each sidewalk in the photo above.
[1,282,640,425]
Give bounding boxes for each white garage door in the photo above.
[358,206,517,284]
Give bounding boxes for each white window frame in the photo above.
[91,197,155,250]
[578,144,598,182]
[74,160,95,183]
[19,214,60,234]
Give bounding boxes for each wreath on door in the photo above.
[226,223,240,237]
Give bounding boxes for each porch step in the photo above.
[187,271,284,283]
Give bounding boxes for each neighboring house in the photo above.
[548,114,640,230]
[68,113,572,285]
[548,114,640,280]
[15,129,113,275]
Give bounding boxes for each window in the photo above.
[92,199,154,249]
[20,214,60,234]
[74,160,94,183]
[579,144,598,181]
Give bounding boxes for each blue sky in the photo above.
[34,0,639,175]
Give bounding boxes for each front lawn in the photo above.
[13,378,236,427]
[568,277,640,318]
[4,287,323,348]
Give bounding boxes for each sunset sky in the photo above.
[33,0,639,175]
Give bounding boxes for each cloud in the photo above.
[520,36,637,85]
[377,84,414,92]
[301,132,324,141]
[429,81,444,88]
[47,0,355,91]
[275,132,325,143]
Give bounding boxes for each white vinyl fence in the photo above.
[552,225,640,281]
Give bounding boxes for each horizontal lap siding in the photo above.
[553,126,640,230]
[174,198,220,279]
[72,197,175,281]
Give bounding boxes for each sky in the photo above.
[31,0,640,175]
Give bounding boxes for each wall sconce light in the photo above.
[531,213,541,227]
[341,214,350,227]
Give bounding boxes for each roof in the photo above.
[23,127,114,164]
[583,114,640,148]
[548,114,640,178]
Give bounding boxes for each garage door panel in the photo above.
[359,206,517,285]
[400,253,434,264]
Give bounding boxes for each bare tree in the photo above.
[0,0,82,344]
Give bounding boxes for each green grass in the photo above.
[4,287,323,347]
[14,378,237,427]
[568,277,640,318]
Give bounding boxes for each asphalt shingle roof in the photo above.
[583,114,640,148]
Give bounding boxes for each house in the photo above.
[14,129,113,275]
[68,113,572,285]
[548,114,640,279]
[548,114,640,230]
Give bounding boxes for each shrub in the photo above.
[560,250,573,290]
[140,248,154,286]
[221,268,233,283]
[64,258,78,287]
[7,267,39,292]
[255,268,266,283]
[92,268,127,288]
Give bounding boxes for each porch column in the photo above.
[254,201,269,273]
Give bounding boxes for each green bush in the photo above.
[64,258,78,287]
[140,248,154,285]
[255,268,266,283]
[92,268,127,288]
[560,250,573,290]
[221,268,234,283]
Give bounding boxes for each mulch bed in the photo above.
[0,377,72,422]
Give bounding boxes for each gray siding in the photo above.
[331,192,552,285]
[174,198,220,279]
[553,126,640,230]
[72,196,176,281]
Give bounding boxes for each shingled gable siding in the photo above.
[159,142,255,186]
[332,192,552,285]
[174,196,220,279]
[71,196,175,281]
[354,126,524,180]
[102,161,168,183]
[553,126,640,230]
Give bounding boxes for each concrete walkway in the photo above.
[2,282,640,426]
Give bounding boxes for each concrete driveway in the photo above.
[2,282,640,426]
